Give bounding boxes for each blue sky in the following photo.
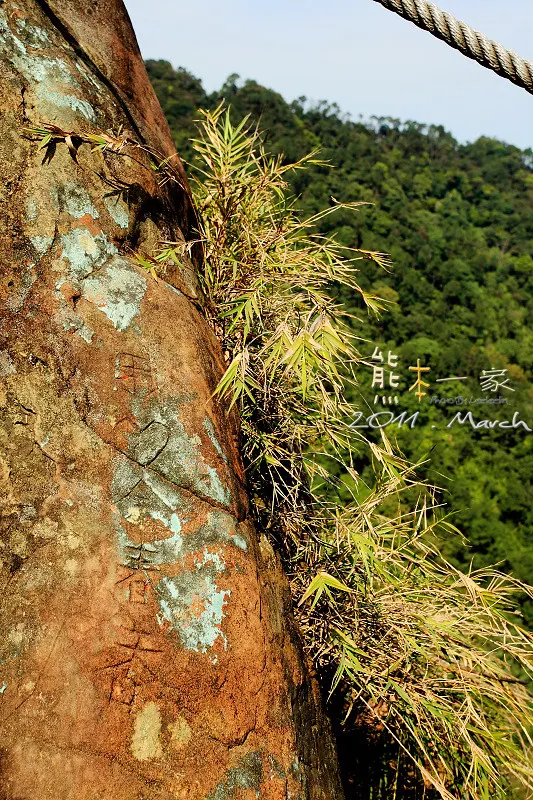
[124,0,533,149]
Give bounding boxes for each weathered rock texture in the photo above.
[0,2,344,798]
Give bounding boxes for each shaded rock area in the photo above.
[0,1,344,798]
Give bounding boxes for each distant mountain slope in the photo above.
[146,59,533,618]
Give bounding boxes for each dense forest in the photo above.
[146,60,533,621]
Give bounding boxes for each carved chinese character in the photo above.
[116,352,156,397]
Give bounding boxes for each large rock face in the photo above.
[0,1,343,798]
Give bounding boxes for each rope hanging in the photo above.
[372,0,533,95]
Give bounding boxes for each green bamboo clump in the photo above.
[184,105,533,800]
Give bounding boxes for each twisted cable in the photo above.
[373,0,533,95]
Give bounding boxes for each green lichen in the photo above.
[6,265,36,312]
[61,182,99,220]
[115,518,184,569]
[206,752,264,800]
[0,353,16,376]
[82,258,146,331]
[156,552,230,655]
[0,10,96,122]
[60,228,117,280]
[31,235,54,257]
[104,196,129,229]
[203,418,228,463]
[122,398,233,509]
[113,472,187,540]
[126,421,169,466]
[25,199,37,222]
[186,511,247,553]
[36,89,96,122]
[14,19,50,47]
[149,417,231,508]
[74,322,94,343]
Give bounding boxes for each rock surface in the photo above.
[0,1,344,798]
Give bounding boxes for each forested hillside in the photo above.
[146,60,533,617]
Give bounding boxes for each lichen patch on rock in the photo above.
[82,259,147,332]
[131,702,163,761]
[167,715,192,750]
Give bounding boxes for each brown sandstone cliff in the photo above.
[0,1,343,798]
